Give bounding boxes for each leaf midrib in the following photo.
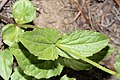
[56,39,109,45]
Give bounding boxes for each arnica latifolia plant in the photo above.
[0,0,120,80]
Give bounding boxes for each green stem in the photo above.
[16,24,38,28]
[77,54,117,75]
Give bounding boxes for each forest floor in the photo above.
[0,0,120,80]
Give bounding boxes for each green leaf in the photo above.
[56,30,109,59]
[2,24,23,46]
[60,75,76,80]
[19,28,62,60]
[10,43,63,79]
[57,57,92,70]
[116,74,120,80]
[0,49,13,80]
[89,46,109,63]
[12,0,36,24]
[11,67,36,80]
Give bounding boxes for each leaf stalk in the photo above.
[76,53,117,76]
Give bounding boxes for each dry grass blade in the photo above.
[69,0,87,24]
[113,0,120,7]
[0,14,14,23]
[73,0,89,24]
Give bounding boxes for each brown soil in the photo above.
[0,0,120,80]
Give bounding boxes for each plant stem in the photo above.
[78,54,117,75]
[17,24,37,28]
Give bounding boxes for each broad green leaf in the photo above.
[0,49,13,80]
[60,75,76,80]
[57,46,109,70]
[11,67,36,80]
[114,50,120,79]
[2,24,23,46]
[56,30,109,59]
[19,28,62,60]
[12,0,36,24]
[10,43,63,79]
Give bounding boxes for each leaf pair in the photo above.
[19,28,109,60]
[18,27,109,71]
[2,0,36,47]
